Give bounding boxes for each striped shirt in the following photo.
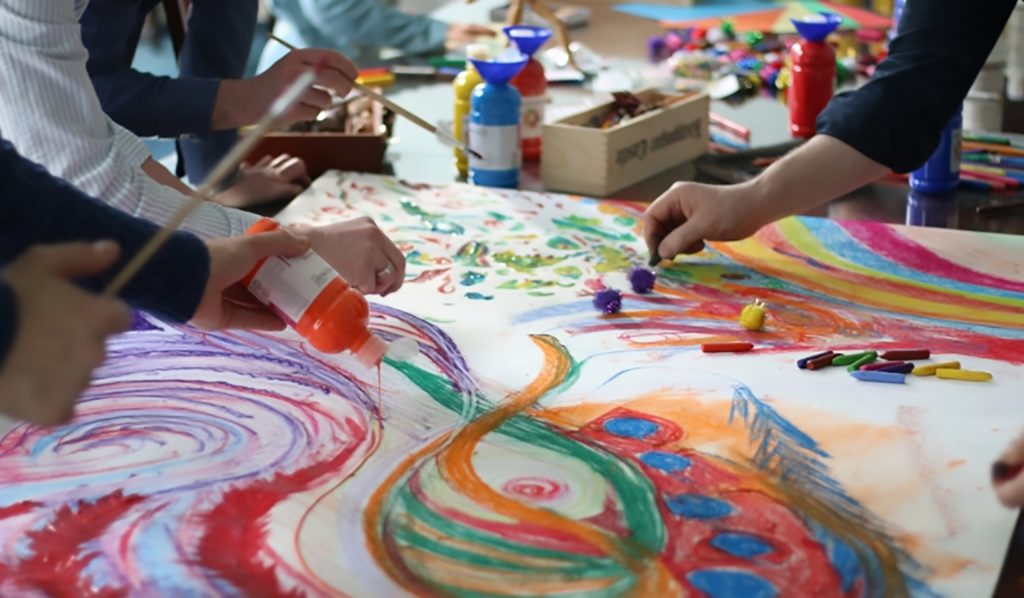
[0,0,258,239]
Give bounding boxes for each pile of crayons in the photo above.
[960,132,1024,194]
[797,348,994,385]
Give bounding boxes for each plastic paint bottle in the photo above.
[788,13,842,139]
[453,44,491,178]
[242,219,388,367]
[506,25,552,161]
[909,107,962,194]
[469,51,528,188]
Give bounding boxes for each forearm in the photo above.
[211,79,258,130]
[141,157,195,196]
[744,135,888,224]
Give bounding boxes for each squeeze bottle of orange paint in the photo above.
[242,218,388,367]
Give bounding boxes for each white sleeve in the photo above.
[0,0,258,239]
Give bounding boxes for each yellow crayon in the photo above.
[911,361,960,376]
[936,368,993,382]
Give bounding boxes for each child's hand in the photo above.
[301,217,406,296]
[994,430,1024,507]
[642,181,766,262]
[194,228,311,330]
[0,242,132,425]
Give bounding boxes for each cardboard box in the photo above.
[245,97,393,179]
[541,89,709,197]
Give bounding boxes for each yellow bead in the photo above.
[739,300,766,331]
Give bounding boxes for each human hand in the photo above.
[445,23,496,49]
[213,49,359,129]
[994,431,1024,508]
[215,154,311,208]
[298,217,406,296]
[192,228,311,330]
[0,242,132,426]
[642,181,767,263]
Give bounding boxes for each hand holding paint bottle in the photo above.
[243,218,407,367]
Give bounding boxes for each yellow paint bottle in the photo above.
[454,45,491,178]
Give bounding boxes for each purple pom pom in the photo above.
[629,267,657,294]
[593,288,623,314]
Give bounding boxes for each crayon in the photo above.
[797,351,834,369]
[850,370,906,384]
[992,461,1024,483]
[935,368,993,382]
[878,362,914,374]
[847,352,878,372]
[701,342,754,353]
[806,353,837,370]
[861,360,906,371]
[912,361,960,376]
[880,349,930,361]
[831,351,876,367]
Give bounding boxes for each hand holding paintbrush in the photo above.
[267,34,483,160]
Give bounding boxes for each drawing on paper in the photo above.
[0,172,1021,597]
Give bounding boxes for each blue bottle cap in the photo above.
[469,50,529,85]
[791,12,843,42]
[503,25,553,58]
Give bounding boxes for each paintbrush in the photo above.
[101,66,321,298]
[267,34,483,160]
[977,199,1024,216]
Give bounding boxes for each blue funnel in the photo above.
[469,51,528,85]
[791,12,842,42]
[503,25,553,58]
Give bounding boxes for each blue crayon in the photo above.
[797,351,834,369]
[850,370,906,384]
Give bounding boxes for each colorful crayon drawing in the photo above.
[0,172,1021,596]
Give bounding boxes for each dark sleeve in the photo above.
[0,281,15,369]
[0,139,210,323]
[178,0,259,183]
[817,0,1017,173]
[80,0,220,138]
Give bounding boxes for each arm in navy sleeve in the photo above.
[177,0,259,182]
[0,139,210,329]
[817,0,1017,173]
[80,0,221,139]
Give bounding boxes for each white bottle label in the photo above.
[468,123,520,170]
[520,95,545,140]
[247,251,337,326]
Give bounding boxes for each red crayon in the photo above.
[860,361,907,371]
[702,342,754,353]
[806,353,838,370]
[881,349,931,361]
[992,461,1024,484]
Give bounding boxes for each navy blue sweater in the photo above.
[0,139,210,365]
[818,0,1018,173]
[80,0,258,183]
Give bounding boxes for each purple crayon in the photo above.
[878,362,914,374]
[850,370,906,384]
